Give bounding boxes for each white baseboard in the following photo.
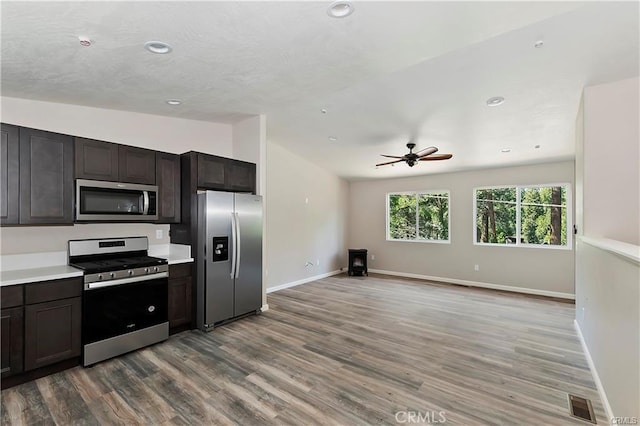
[574,320,614,424]
[260,304,269,312]
[368,268,575,300]
[266,270,343,293]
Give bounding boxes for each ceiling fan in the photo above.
[376,143,453,167]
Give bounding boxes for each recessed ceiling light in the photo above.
[321,108,327,114]
[327,0,354,18]
[534,144,541,149]
[501,148,511,153]
[487,96,505,107]
[328,136,337,141]
[144,41,172,54]
[166,99,182,105]
[534,40,544,48]
[78,36,91,47]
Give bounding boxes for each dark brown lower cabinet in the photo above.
[1,306,24,378]
[168,263,193,333]
[24,297,81,371]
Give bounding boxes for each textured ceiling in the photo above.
[2,1,638,179]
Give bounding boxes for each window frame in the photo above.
[472,183,573,250]
[386,190,451,244]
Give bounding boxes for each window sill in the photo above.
[386,238,451,244]
[473,242,572,251]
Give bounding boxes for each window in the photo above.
[474,184,571,248]
[387,191,450,242]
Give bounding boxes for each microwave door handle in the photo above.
[142,191,149,215]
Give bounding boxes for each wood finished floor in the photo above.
[2,274,606,425]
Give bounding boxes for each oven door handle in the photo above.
[85,272,168,290]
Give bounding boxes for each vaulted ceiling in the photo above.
[2,2,638,179]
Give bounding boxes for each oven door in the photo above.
[76,179,158,221]
[82,276,169,366]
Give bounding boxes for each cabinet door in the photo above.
[156,152,181,223]
[24,297,81,371]
[226,159,256,193]
[197,154,226,189]
[1,124,19,225]
[75,137,119,181]
[19,128,74,224]
[119,146,156,184]
[1,307,24,378]
[168,276,192,330]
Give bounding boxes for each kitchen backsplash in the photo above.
[0,223,170,255]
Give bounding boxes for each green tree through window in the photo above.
[388,192,449,242]
[475,185,569,246]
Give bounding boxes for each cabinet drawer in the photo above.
[25,278,82,305]
[1,285,23,309]
[169,263,192,279]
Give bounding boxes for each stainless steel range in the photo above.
[68,236,169,366]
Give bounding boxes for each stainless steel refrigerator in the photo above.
[196,191,262,330]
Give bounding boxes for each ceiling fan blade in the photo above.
[380,154,405,159]
[419,154,453,161]
[376,159,405,167]
[416,146,438,157]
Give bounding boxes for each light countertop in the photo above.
[0,244,193,287]
[0,265,84,287]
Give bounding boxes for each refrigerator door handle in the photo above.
[235,212,241,279]
[230,212,237,278]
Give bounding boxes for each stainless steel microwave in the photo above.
[75,179,158,221]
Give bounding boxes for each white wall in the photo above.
[0,96,233,255]
[1,223,169,254]
[265,141,348,290]
[576,76,640,419]
[232,115,266,196]
[1,96,232,156]
[349,161,575,297]
[582,77,640,245]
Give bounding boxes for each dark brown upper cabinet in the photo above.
[156,152,181,223]
[19,128,74,225]
[197,153,226,189]
[195,152,256,193]
[225,159,256,193]
[75,137,119,181]
[75,138,156,184]
[1,124,20,225]
[119,145,156,185]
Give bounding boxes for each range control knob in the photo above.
[154,266,159,272]
[128,270,134,276]
[144,268,149,274]
[98,274,103,281]
[109,272,115,279]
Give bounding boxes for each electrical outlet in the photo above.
[371,254,375,260]
[474,264,479,271]
[156,229,163,239]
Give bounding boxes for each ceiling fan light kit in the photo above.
[376,143,453,168]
